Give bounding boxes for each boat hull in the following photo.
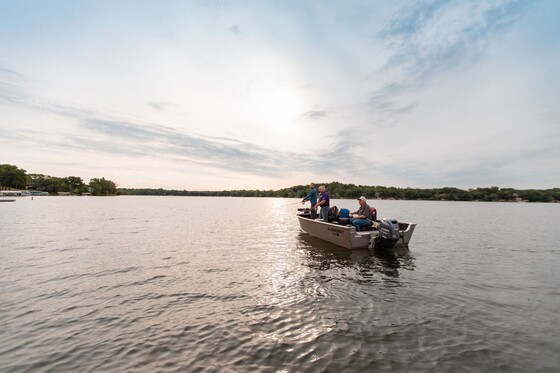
[297,216,416,250]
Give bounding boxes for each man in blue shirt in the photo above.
[301,182,317,218]
[313,185,330,222]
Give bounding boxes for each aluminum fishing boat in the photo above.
[297,210,416,250]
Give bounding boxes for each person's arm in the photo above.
[352,206,369,219]
[313,199,325,209]
[302,189,315,202]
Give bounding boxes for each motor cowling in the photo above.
[376,218,400,249]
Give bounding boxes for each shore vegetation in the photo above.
[0,164,117,196]
[2,164,558,202]
[120,183,560,203]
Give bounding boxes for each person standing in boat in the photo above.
[349,196,372,231]
[301,182,318,219]
[313,185,330,222]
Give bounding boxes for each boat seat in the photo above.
[338,218,350,225]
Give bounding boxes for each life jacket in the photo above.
[370,207,377,221]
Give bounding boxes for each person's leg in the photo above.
[353,219,371,231]
[320,206,329,222]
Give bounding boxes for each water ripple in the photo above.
[0,197,559,372]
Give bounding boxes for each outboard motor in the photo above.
[376,218,401,249]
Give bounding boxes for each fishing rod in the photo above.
[284,200,304,206]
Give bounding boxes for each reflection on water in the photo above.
[296,231,415,281]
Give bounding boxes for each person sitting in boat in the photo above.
[349,196,372,231]
[301,182,317,219]
[313,185,330,222]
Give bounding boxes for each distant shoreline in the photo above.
[3,193,558,204]
[2,163,558,203]
[118,184,560,203]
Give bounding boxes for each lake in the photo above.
[1,196,559,372]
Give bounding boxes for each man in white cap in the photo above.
[349,196,372,231]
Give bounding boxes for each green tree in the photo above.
[46,177,69,193]
[27,174,69,193]
[0,164,27,189]
[27,173,48,190]
[65,176,84,193]
[89,177,117,196]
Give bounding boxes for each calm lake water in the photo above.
[1,196,559,372]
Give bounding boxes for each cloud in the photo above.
[369,0,527,117]
[74,117,382,179]
[0,66,363,181]
[73,117,312,177]
[381,0,525,76]
[6,99,318,177]
[366,83,417,118]
[0,67,26,105]
[303,110,328,119]
[229,25,241,35]
[0,66,380,181]
[146,101,174,111]
[0,67,22,78]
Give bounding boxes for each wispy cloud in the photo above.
[146,101,174,111]
[74,117,381,178]
[0,67,22,78]
[229,25,241,35]
[0,67,378,181]
[303,110,328,119]
[369,0,526,117]
[0,67,26,105]
[0,77,309,177]
[74,117,316,177]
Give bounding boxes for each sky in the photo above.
[1,0,559,190]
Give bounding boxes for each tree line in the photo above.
[3,164,559,202]
[120,182,560,202]
[0,164,118,196]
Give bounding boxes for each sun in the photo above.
[243,56,304,133]
[253,83,302,129]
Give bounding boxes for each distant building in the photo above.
[0,190,22,196]
[29,191,49,196]
[57,192,71,196]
